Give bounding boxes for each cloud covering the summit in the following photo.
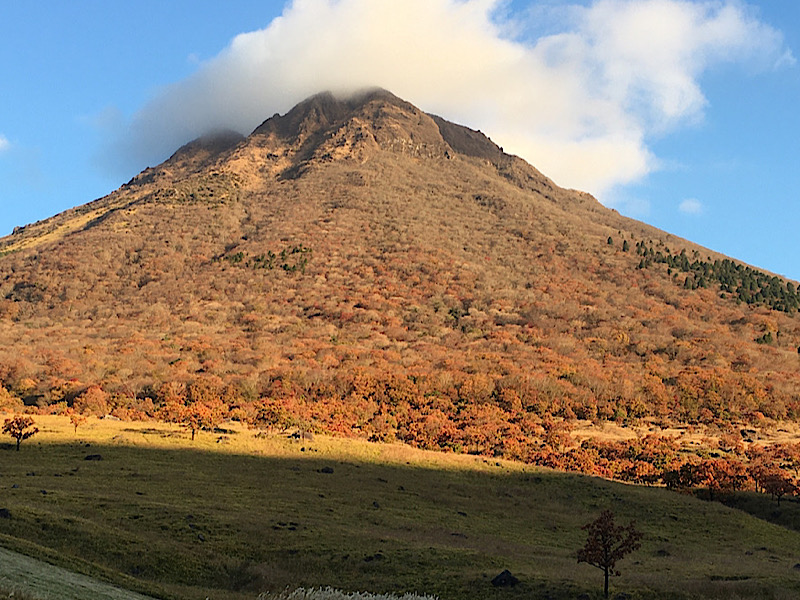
[106,0,793,199]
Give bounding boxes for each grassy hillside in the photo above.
[1,416,800,600]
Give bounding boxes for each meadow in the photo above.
[0,416,800,600]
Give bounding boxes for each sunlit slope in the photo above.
[0,89,798,454]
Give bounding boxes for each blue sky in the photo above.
[1,0,798,281]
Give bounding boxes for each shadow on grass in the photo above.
[716,491,800,534]
[1,436,800,600]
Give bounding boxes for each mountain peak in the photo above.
[0,90,580,255]
[252,88,410,138]
[240,88,541,187]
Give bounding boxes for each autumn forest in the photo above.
[2,89,800,506]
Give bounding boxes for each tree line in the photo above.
[625,239,800,314]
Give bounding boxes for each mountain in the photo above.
[1,88,799,461]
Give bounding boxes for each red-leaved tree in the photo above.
[180,399,224,441]
[577,509,642,599]
[3,415,39,451]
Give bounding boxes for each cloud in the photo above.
[679,198,703,214]
[104,0,793,199]
[0,134,9,153]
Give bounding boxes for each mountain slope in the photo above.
[0,89,799,458]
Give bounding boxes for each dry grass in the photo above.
[0,545,153,600]
[0,206,115,254]
[570,418,800,449]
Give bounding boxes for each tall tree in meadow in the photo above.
[577,509,642,599]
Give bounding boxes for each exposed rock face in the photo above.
[0,87,586,257]
[247,89,501,178]
[165,130,246,173]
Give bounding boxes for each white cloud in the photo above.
[602,184,652,217]
[105,0,793,199]
[0,134,9,153]
[679,198,703,214]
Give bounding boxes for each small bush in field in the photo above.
[70,412,87,434]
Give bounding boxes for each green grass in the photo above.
[1,417,800,600]
[713,489,800,535]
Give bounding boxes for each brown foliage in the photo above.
[73,385,109,416]
[2,415,38,451]
[69,412,87,434]
[1,90,800,503]
[578,510,642,599]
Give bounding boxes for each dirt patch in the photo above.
[571,418,800,453]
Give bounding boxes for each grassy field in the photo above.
[1,416,800,600]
